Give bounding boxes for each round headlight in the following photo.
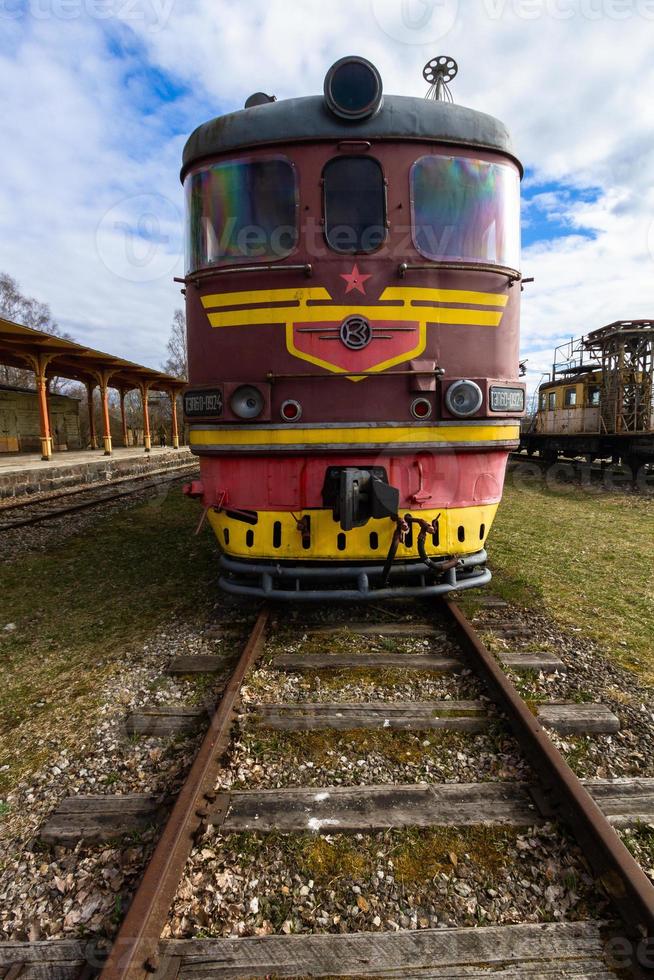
[445,380,483,417]
[324,56,383,121]
[230,385,264,420]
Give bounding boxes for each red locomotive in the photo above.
[181,56,525,599]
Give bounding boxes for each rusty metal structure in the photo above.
[523,320,654,467]
[589,320,654,435]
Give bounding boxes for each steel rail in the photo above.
[98,607,270,980]
[0,466,198,531]
[444,599,654,944]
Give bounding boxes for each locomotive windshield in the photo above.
[410,155,520,269]
[323,156,386,253]
[184,156,298,272]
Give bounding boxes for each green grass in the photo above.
[485,481,654,682]
[0,489,218,797]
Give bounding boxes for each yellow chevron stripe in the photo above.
[284,321,427,382]
[199,285,508,381]
[206,305,503,328]
[201,287,332,308]
[201,285,508,311]
[381,287,508,307]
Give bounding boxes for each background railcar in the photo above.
[181,57,526,599]
[522,320,654,471]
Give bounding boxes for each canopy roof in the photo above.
[0,318,185,392]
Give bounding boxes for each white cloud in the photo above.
[1,0,654,383]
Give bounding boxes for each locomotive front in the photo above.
[181,57,525,600]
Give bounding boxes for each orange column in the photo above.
[170,390,180,449]
[140,384,151,452]
[86,381,98,450]
[99,374,113,456]
[119,389,129,447]
[35,362,53,461]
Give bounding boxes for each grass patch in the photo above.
[246,728,475,767]
[223,826,515,891]
[620,825,654,874]
[302,836,372,882]
[0,489,218,796]
[390,826,510,883]
[486,482,654,683]
[561,737,593,772]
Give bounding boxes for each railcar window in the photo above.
[588,385,601,407]
[539,393,547,411]
[564,387,577,407]
[548,392,556,410]
[184,157,298,272]
[323,156,386,253]
[410,155,520,268]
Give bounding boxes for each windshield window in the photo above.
[184,157,298,272]
[411,155,520,268]
[323,156,386,253]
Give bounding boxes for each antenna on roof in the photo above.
[423,56,458,102]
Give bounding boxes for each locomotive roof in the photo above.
[181,94,521,180]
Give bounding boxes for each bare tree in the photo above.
[162,309,188,380]
[0,272,74,390]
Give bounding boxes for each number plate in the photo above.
[183,388,223,418]
[489,386,525,412]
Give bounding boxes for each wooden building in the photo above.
[0,385,82,454]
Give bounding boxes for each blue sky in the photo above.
[1,0,654,387]
[521,176,601,249]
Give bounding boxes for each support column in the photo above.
[86,381,98,450]
[170,390,180,449]
[35,363,53,461]
[99,373,113,456]
[119,389,129,447]
[140,383,151,452]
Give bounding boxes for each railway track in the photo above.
[0,463,200,531]
[3,599,654,978]
[508,452,654,486]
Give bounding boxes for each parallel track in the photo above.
[0,463,199,531]
[509,451,653,479]
[94,600,654,980]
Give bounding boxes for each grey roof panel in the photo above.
[181,94,521,179]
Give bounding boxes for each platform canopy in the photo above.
[0,317,186,459]
[0,317,184,392]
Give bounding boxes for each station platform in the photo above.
[0,446,196,501]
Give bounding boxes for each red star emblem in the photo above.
[340,263,372,295]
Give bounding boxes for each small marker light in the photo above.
[411,397,432,419]
[280,399,302,421]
